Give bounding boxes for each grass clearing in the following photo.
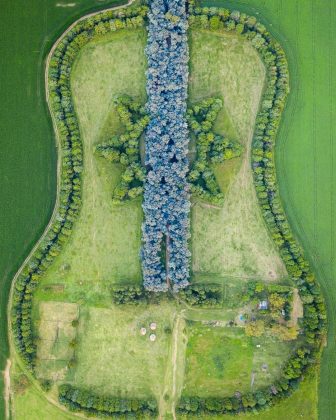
[33,28,147,308]
[183,324,253,396]
[35,302,79,381]
[183,322,293,398]
[189,30,287,282]
[73,302,176,400]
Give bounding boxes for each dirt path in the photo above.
[4,359,11,420]
[171,314,182,420]
[159,310,187,420]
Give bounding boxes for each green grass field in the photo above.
[183,323,293,397]
[189,30,287,282]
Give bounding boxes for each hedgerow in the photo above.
[177,284,222,307]
[111,283,221,306]
[59,384,158,418]
[11,4,148,371]
[141,0,191,292]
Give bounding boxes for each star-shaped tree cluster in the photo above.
[187,98,242,204]
[95,96,149,203]
[96,96,242,204]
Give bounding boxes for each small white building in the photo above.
[258,300,268,310]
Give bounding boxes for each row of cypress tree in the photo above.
[142,0,191,292]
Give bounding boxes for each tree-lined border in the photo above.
[7,0,326,417]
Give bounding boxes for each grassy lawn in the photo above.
[189,30,287,282]
[73,302,176,400]
[183,322,293,398]
[183,324,253,396]
[33,28,147,308]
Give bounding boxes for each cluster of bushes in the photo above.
[187,98,242,204]
[178,284,222,307]
[111,283,221,307]
[176,3,326,414]
[142,0,191,292]
[111,285,167,305]
[59,384,158,417]
[11,4,148,370]
[96,95,149,203]
[243,281,292,320]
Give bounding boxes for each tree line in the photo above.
[59,384,158,418]
[141,0,191,292]
[112,283,221,307]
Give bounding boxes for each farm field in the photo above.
[199,0,336,418]
[3,1,335,420]
[0,0,129,417]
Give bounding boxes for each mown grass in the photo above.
[189,30,287,282]
[183,322,293,397]
[73,302,176,400]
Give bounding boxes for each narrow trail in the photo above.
[171,314,181,420]
[159,310,186,420]
[4,359,11,420]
